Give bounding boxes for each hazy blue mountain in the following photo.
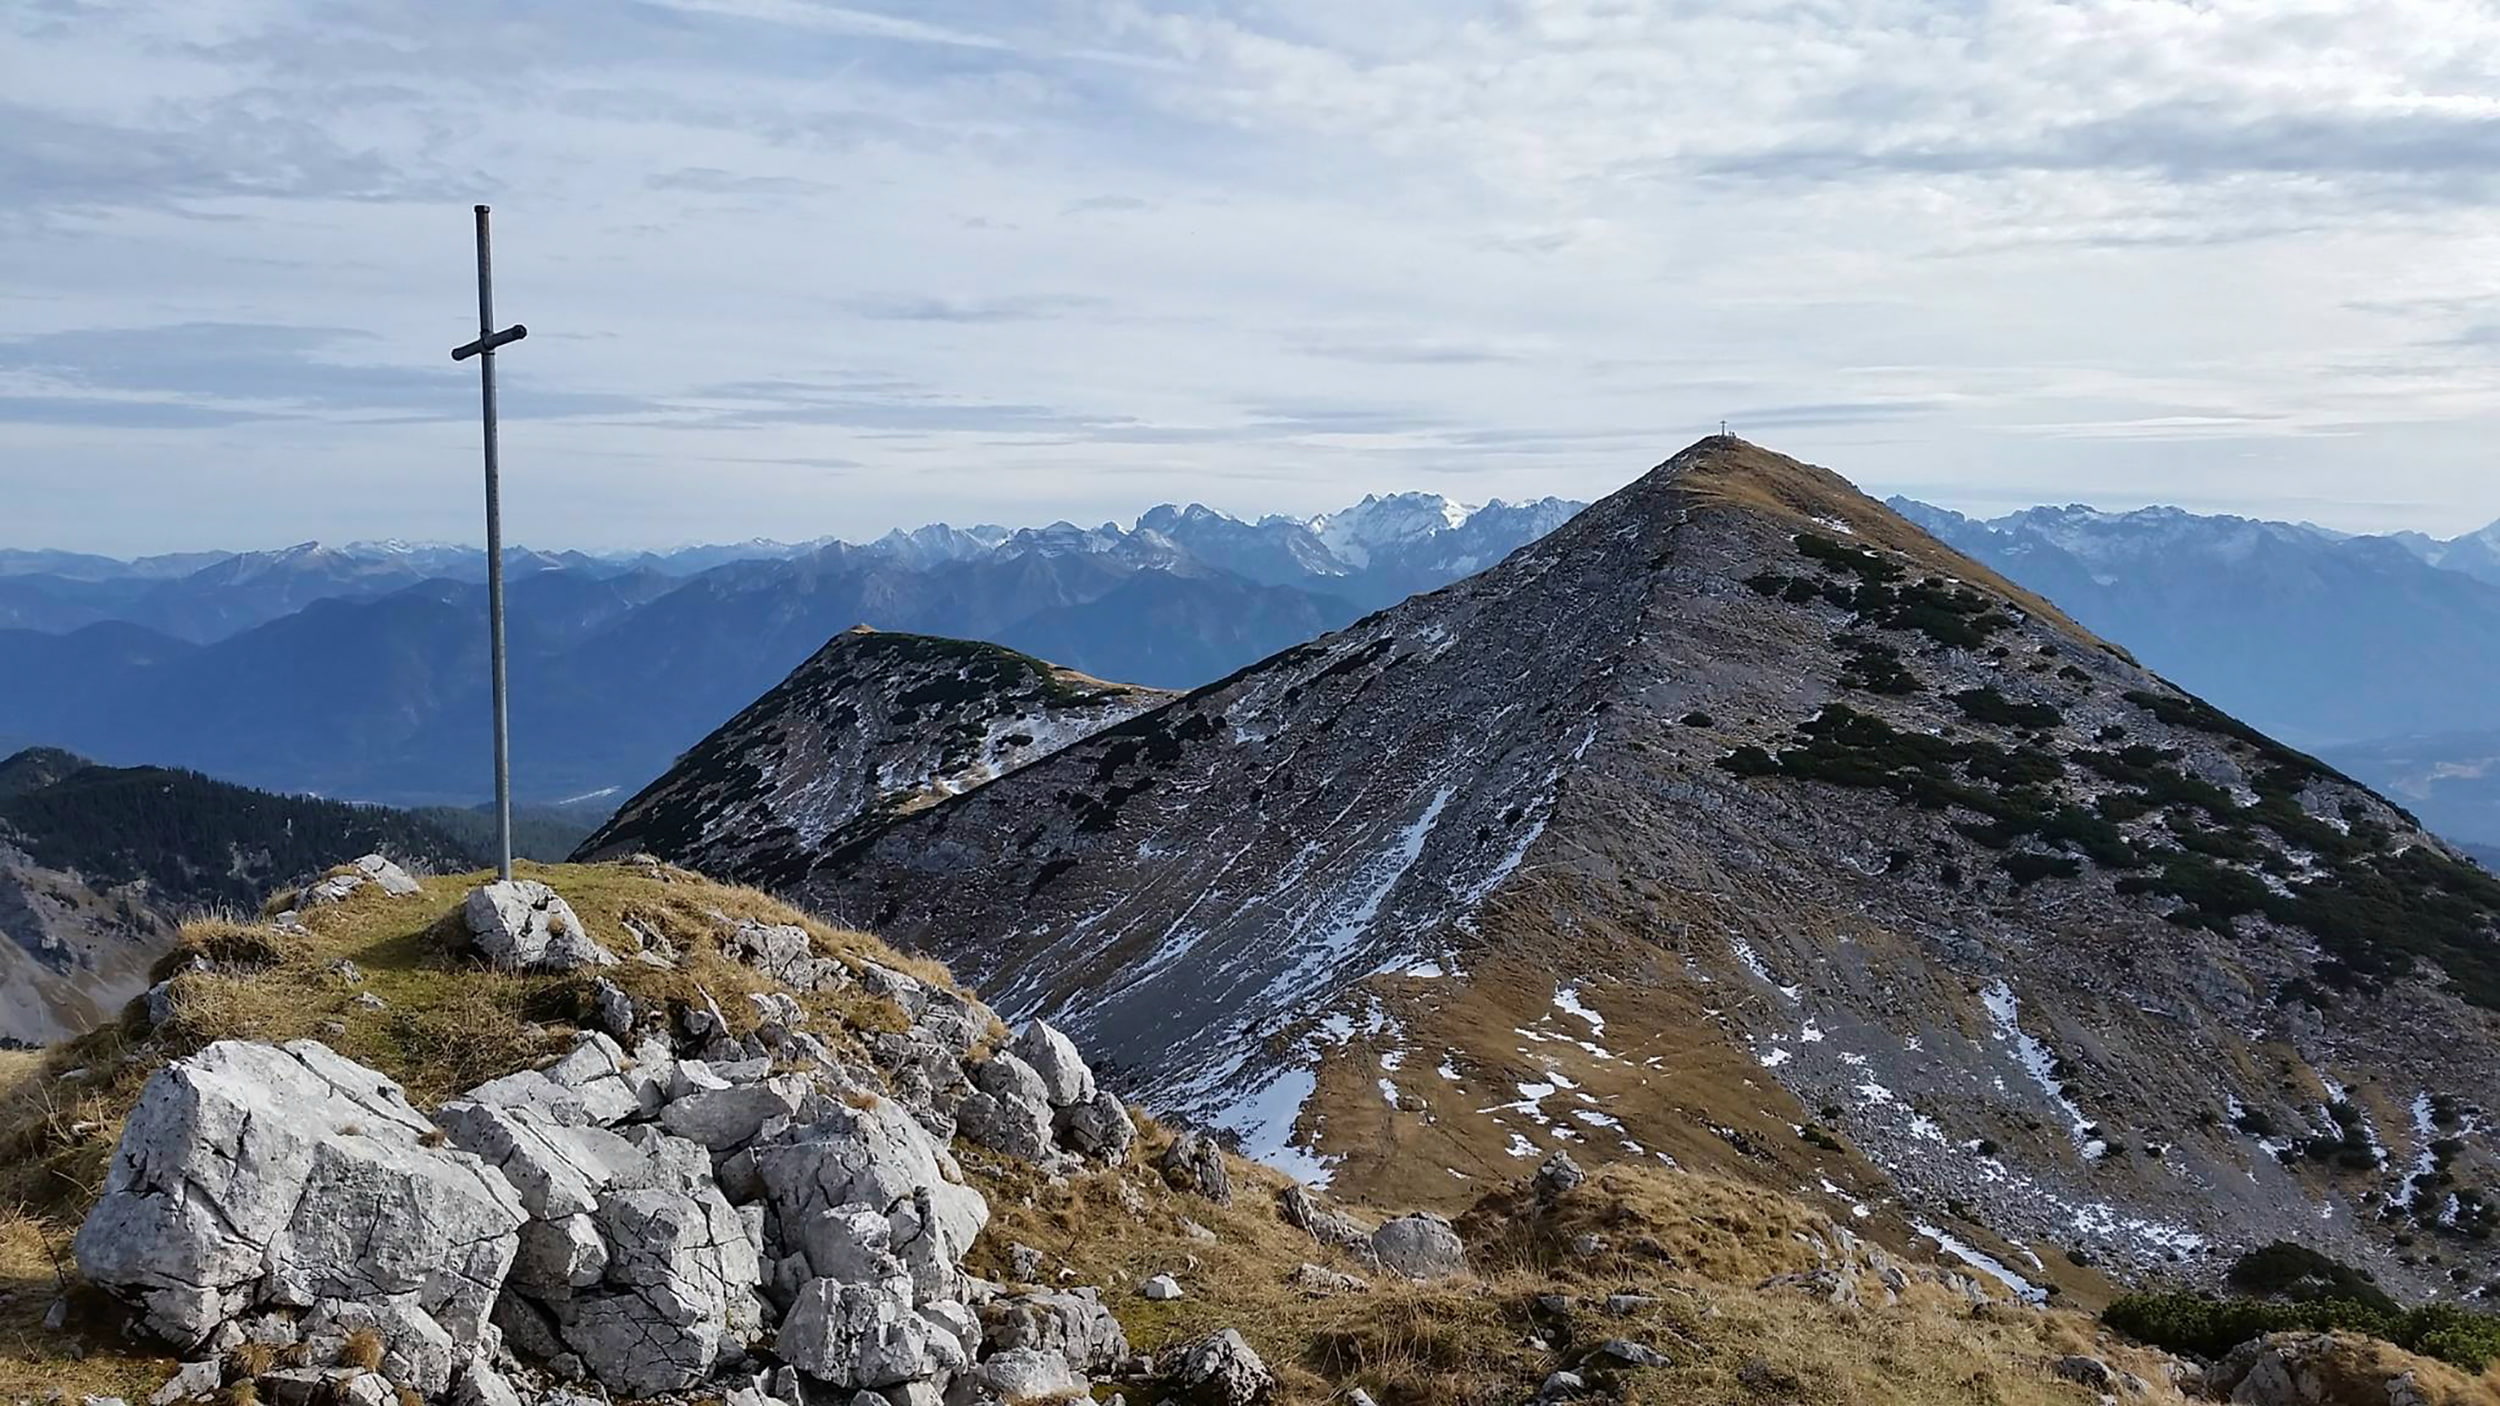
[996,569,1360,687]
[2385,519,2500,586]
[0,493,1584,810]
[2316,731,2500,856]
[1135,504,1347,589]
[0,541,630,643]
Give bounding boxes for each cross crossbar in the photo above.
[453,324,529,361]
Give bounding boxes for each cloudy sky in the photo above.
[5,0,2499,554]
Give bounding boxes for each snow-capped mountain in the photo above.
[2389,519,2500,587]
[0,492,1589,643]
[1309,491,1473,567]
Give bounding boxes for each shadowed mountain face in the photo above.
[801,438,2500,1299]
[574,629,1172,888]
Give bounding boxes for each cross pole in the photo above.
[451,204,529,882]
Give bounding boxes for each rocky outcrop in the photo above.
[1278,1183,1374,1257]
[74,1041,526,1361]
[956,1019,1136,1171]
[2207,1333,2430,1406]
[72,921,1153,1406]
[299,855,422,908]
[1167,1328,1275,1405]
[1159,1130,1232,1205]
[463,881,612,971]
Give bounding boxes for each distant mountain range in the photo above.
[1889,500,2500,847]
[0,493,1582,810]
[13,487,2500,850]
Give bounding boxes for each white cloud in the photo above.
[2,0,2497,552]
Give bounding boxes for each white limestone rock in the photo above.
[463,880,613,971]
[754,1094,989,1307]
[1168,1328,1275,1405]
[777,1275,947,1389]
[968,1346,1082,1402]
[660,1077,812,1152]
[1057,1089,1137,1165]
[299,856,422,910]
[977,1288,1129,1377]
[72,1041,524,1356]
[1370,1213,1467,1281]
[434,1100,643,1220]
[553,1185,763,1397]
[1007,1021,1096,1110]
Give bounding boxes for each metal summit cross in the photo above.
[451,204,529,881]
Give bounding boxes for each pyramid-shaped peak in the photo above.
[762,441,2497,1294]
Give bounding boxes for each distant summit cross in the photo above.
[450,204,529,882]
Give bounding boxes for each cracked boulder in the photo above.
[755,1092,989,1307]
[463,880,613,971]
[776,1274,971,1390]
[1158,1131,1232,1205]
[722,921,850,993]
[979,1288,1129,1378]
[72,1041,525,1356]
[1168,1328,1275,1406]
[1057,1089,1137,1165]
[1008,1021,1096,1110]
[547,1185,764,1398]
[957,1053,1058,1164]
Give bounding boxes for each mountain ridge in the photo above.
[784,437,2500,1301]
[1892,496,2500,847]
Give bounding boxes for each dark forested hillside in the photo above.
[0,750,473,910]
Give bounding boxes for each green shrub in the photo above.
[2108,1244,2500,1371]
[2228,1242,2396,1314]
[1716,746,1781,778]
[1953,687,2063,729]
[2002,852,2082,887]
[2402,1303,2500,1372]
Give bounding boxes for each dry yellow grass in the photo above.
[0,1203,168,1401]
[965,1126,2211,1406]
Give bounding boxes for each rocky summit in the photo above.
[804,437,2500,1301]
[573,628,1171,888]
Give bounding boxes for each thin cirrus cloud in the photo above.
[2,0,2498,553]
[0,324,646,426]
